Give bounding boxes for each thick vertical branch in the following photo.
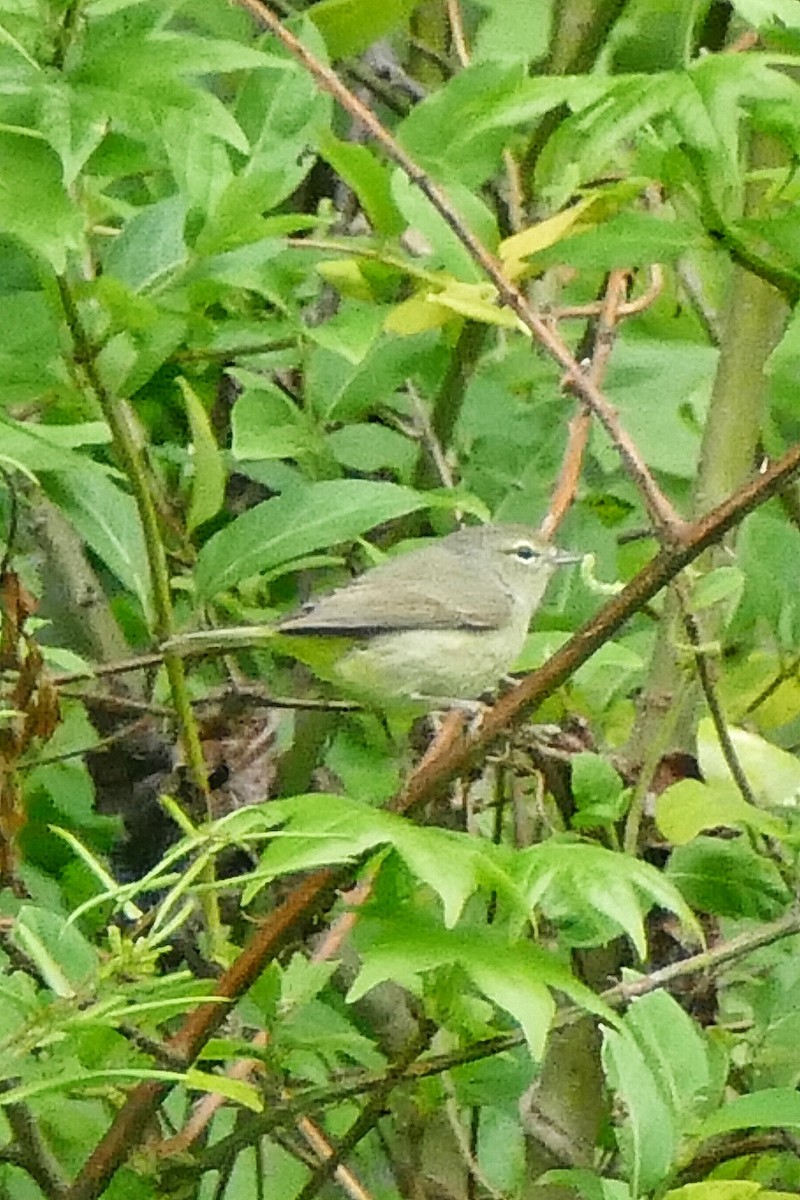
[627,131,790,768]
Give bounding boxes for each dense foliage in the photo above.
[3,0,800,1197]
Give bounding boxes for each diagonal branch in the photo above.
[238,0,684,539]
[65,439,800,1200]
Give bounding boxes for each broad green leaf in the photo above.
[12,906,97,997]
[219,19,331,221]
[697,718,800,808]
[729,513,800,648]
[43,471,152,620]
[667,837,792,919]
[696,1087,800,1138]
[596,339,715,479]
[511,841,700,954]
[161,111,234,218]
[195,480,426,598]
[103,196,188,294]
[350,915,612,1058]
[603,0,702,71]
[732,0,800,26]
[602,1026,677,1193]
[178,377,226,531]
[667,1185,774,1200]
[0,288,65,406]
[305,300,387,364]
[570,752,627,830]
[36,79,108,187]
[0,133,83,270]
[391,169,499,282]
[0,418,114,476]
[532,212,707,272]
[184,1069,262,1112]
[472,0,552,63]
[317,132,404,236]
[326,424,416,477]
[692,566,745,614]
[656,779,786,844]
[622,990,716,1122]
[537,73,686,204]
[398,63,579,188]
[308,0,420,58]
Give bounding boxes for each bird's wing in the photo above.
[278,552,512,635]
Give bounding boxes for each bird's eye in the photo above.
[512,543,540,562]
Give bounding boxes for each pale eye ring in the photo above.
[513,543,540,562]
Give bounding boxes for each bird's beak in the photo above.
[550,547,584,565]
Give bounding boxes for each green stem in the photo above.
[55,276,220,946]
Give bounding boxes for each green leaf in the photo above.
[308,0,421,58]
[667,837,792,919]
[36,79,108,187]
[541,1171,631,1200]
[12,906,98,997]
[732,0,800,26]
[697,718,800,809]
[391,169,500,282]
[0,133,83,270]
[195,480,426,598]
[42,470,152,621]
[177,377,226,531]
[511,841,700,956]
[692,566,745,613]
[656,779,786,844]
[326,423,416,477]
[350,915,611,1059]
[103,196,188,294]
[472,0,552,63]
[666,1184,774,1200]
[570,752,627,830]
[597,339,715,479]
[622,990,718,1123]
[602,1026,677,1193]
[696,1087,800,1138]
[533,212,706,271]
[184,1068,262,1112]
[317,133,404,236]
[398,64,578,188]
[211,19,331,227]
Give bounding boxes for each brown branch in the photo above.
[542,269,632,540]
[3,1095,68,1200]
[234,0,684,539]
[140,905,800,1173]
[65,440,800,1200]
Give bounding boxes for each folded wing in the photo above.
[278,549,511,635]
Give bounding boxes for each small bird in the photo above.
[276,523,579,709]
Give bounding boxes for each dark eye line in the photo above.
[510,543,540,561]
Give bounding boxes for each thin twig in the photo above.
[446,0,469,68]
[405,379,456,489]
[64,442,800,1200]
[541,270,632,540]
[3,1093,68,1200]
[675,579,758,808]
[235,1,685,540]
[139,906,800,1170]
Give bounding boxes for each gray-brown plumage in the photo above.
[277,524,578,705]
